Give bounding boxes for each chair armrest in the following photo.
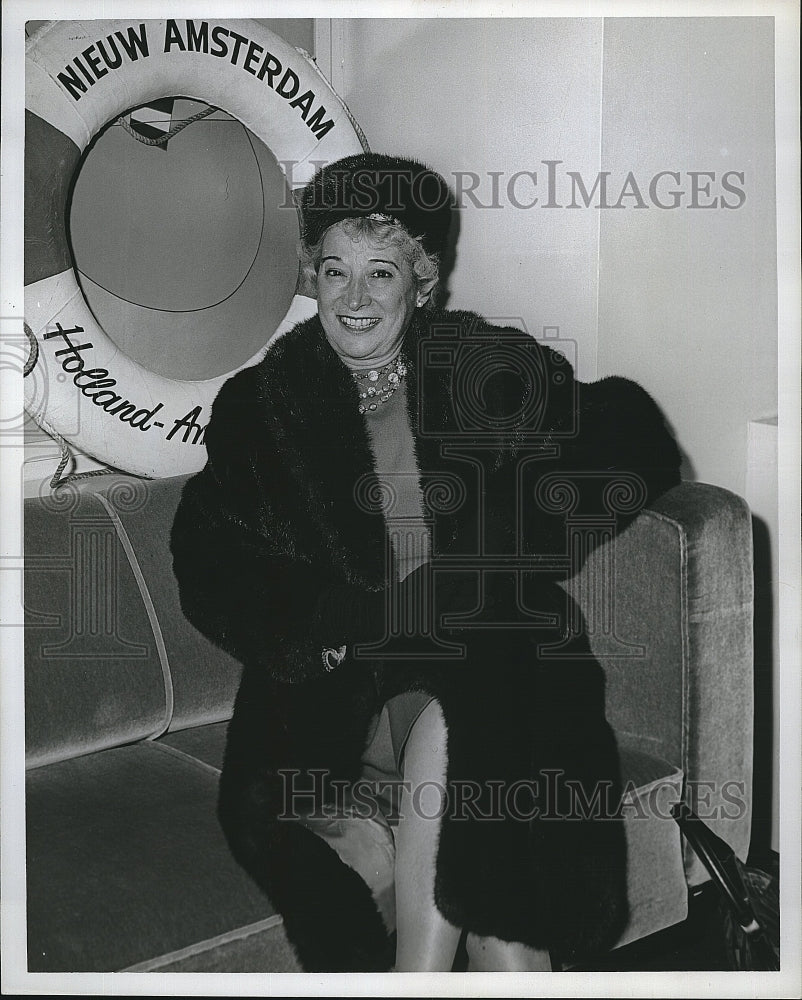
[649,483,753,879]
[563,481,753,879]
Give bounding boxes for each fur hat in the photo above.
[300,153,452,258]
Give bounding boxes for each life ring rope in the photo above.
[46,444,121,492]
[117,102,216,147]
[25,321,123,489]
[24,323,123,489]
[23,322,38,377]
[299,46,371,155]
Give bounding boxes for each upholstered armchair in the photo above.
[24,474,752,971]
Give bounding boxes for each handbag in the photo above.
[671,801,779,971]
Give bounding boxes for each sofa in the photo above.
[24,471,754,972]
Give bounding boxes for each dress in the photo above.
[343,377,435,814]
[170,307,682,971]
[298,379,434,934]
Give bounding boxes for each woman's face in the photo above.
[316,223,431,363]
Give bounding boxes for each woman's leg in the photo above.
[394,699,462,971]
[465,934,552,972]
[394,698,552,972]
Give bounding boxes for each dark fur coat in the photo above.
[170,308,681,971]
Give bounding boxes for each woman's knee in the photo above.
[395,699,450,833]
[403,700,447,778]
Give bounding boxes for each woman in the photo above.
[170,153,682,972]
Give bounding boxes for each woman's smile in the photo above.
[337,315,381,332]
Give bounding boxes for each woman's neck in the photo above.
[330,341,404,372]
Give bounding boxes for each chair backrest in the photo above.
[25,484,172,768]
[25,473,242,770]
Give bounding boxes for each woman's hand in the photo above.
[312,566,478,657]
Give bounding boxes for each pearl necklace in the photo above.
[353,356,408,414]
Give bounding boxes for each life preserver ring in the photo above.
[25,18,367,478]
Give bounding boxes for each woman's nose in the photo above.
[346,274,371,310]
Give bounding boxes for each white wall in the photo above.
[341,18,604,380]
[597,17,777,497]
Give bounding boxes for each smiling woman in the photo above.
[170,151,684,972]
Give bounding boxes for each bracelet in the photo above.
[321,645,347,672]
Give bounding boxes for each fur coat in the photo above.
[170,308,682,971]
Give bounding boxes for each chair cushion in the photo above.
[159,719,229,770]
[564,482,753,886]
[26,740,288,972]
[159,725,689,964]
[613,742,688,950]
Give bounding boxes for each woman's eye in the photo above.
[370,269,393,280]
[323,267,345,278]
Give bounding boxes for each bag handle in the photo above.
[670,801,756,929]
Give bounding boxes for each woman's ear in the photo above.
[416,277,437,308]
[297,263,318,299]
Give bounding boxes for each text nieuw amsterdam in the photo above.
[56,20,335,139]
